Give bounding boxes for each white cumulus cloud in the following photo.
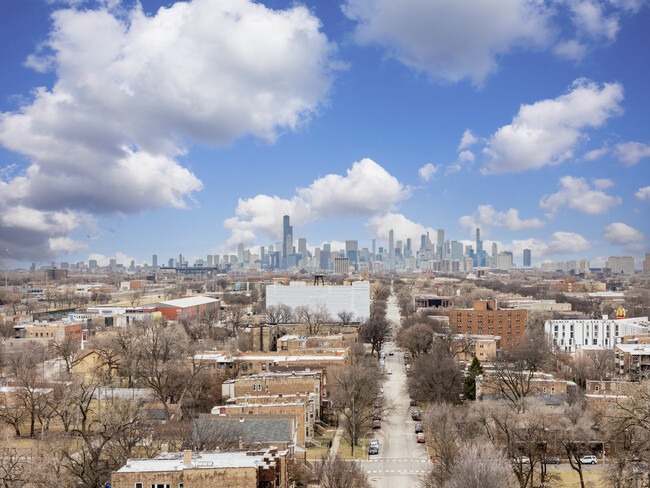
[602,222,644,244]
[613,141,650,166]
[458,129,479,150]
[459,204,546,231]
[553,39,588,61]
[634,186,650,203]
[481,79,624,174]
[418,163,440,181]
[539,175,622,217]
[365,213,436,245]
[342,0,554,85]
[224,158,411,247]
[0,0,338,262]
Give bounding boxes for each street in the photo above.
[359,292,431,487]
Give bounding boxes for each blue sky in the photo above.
[0,0,648,268]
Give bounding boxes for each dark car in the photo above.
[372,419,381,429]
[410,399,417,406]
[414,423,423,433]
[411,409,421,421]
[369,445,379,455]
[389,350,394,356]
[547,456,561,465]
[373,410,381,420]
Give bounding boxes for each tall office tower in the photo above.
[420,234,426,251]
[178,254,183,267]
[282,215,293,260]
[476,228,483,253]
[207,255,213,267]
[214,255,220,266]
[298,238,307,255]
[152,254,158,268]
[451,241,464,261]
[523,249,532,267]
[334,256,350,274]
[492,243,498,257]
[323,243,331,253]
[130,260,135,270]
[389,229,395,271]
[237,243,244,263]
[372,239,376,255]
[396,240,402,254]
[644,253,650,276]
[168,258,174,267]
[222,255,230,265]
[314,247,321,263]
[437,229,445,249]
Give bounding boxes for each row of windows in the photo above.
[135,483,181,488]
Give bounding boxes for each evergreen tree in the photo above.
[463,356,484,400]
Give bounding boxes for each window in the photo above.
[543,387,547,394]
[262,364,266,370]
[179,484,183,488]
[135,484,143,488]
[551,387,555,395]
[595,386,599,392]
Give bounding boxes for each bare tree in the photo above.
[266,303,295,324]
[329,364,383,456]
[225,304,247,334]
[50,336,82,374]
[316,454,370,488]
[296,304,330,335]
[337,310,355,325]
[407,343,463,405]
[420,442,514,488]
[0,426,28,487]
[397,323,434,359]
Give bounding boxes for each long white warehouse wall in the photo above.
[266,281,370,321]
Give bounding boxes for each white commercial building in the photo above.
[266,281,370,321]
[606,256,635,275]
[545,316,650,353]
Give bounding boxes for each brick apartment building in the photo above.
[222,371,325,405]
[450,300,527,350]
[111,447,290,488]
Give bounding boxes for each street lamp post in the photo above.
[361,431,374,460]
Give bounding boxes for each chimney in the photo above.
[183,450,192,466]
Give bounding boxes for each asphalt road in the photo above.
[360,292,432,487]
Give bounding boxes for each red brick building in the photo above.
[450,300,527,350]
[154,296,219,320]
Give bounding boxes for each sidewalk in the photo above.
[328,425,344,460]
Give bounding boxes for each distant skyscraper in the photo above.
[298,238,307,254]
[389,229,395,271]
[260,246,265,266]
[152,254,158,268]
[89,260,98,269]
[237,243,244,263]
[168,258,174,267]
[334,256,350,274]
[372,239,376,256]
[451,241,463,261]
[437,229,445,248]
[420,234,426,251]
[214,255,220,266]
[178,253,184,267]
[523,249,532,267]
[282,215,293,265]
[492,243,497,257]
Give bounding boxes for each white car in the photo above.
[580,455,597,465]
[387,369,392,375]
[370,438,379,447]
[514,456,530,464]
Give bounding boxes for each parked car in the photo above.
[416,433,425,443]
[410,399,417,406]
[387,369,392,375]
[411,409,421,421]
[373,410,381,420]
[514,456,530,464]
[580,455,597,465]
[389,350,394,356]
[370,438,379,447]
[372,419,381,429]
[369,445,379,455]
[547,456,561,465]
[414,423,423,433]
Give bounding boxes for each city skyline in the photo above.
[0,0,649,269]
